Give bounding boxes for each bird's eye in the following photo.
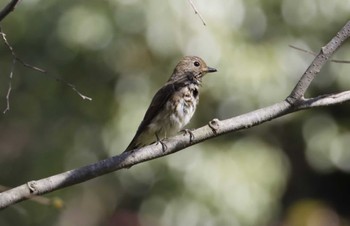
[194,61,200,67]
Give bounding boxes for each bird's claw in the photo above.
[156,139,167,152]
[155,133,167,152]
[182,129,195,143]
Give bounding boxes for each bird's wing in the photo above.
[124,73,196,152]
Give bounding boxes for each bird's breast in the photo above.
[168,84,199,131]
[146,84,200,140]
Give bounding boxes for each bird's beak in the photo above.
[206,67,217,73]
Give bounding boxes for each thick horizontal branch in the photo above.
[1,90,350,209]
[0,20,350,209]
[0,101,293,209]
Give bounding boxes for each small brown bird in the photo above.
[124,56,217,152]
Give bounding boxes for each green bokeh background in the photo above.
[0,0,350,225]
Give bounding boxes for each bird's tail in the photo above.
[123,137,139,153]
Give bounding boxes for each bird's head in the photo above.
[170,56,217,82]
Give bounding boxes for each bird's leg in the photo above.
[155,133,167,152]
[181,129,195,143]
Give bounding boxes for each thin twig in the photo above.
[1,28,47,73]
[59,79,92,100]
[0,27,92,113]
[16,57,47,73]
[0,0,20,22]
[289,45,350,64]
[3,58,15,114]
[187,0,206,26]
[1,26,15,114]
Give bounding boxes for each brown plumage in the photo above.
[124,56,217,152]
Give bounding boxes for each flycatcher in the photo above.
[124,56,217,152]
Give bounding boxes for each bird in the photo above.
[124,56,217,152]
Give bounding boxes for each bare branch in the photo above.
[0,0,20,22]
[297,91,350,109]
[2,91,350,209]
[3,58,15,114]
[187,0,206,26]
[0,100,288,209]
[0,27,92,113]
[58,79,92,101]
[0,185,63,208]
[0,20,349,209]
[1,27,47,73]
[287,21,350,104]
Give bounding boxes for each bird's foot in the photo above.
[156,139,167,152]
[181,129,195,143]
[155,133,167,152]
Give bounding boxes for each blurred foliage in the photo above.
[0,0,350,225]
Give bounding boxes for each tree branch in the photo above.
[0,185,64,209]
[0,0,20,22]
[1,20,350,209]
[287,21,350,103]
[3,58,15,114]
[297,91,350,109]
[187,0,206,26]
[0,26,92,113]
